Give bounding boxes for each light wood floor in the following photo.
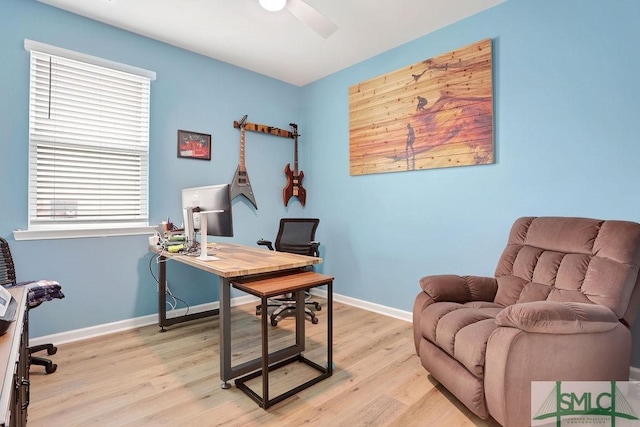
[28,301,501,426]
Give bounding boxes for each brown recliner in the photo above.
[413,217,640,427]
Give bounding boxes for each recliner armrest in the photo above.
[419,275,497,303]
[495,301,619,334]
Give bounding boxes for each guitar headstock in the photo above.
[289,123,299,138]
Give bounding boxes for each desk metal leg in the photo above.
[220,277,232,389]
[327,281,333,375]
[158,255,167,332]
[261,295,269,404]
[296,289,305,348]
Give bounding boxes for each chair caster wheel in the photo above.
[45,363,57,374]
[271,318,278,327]
[48,347,57,356]
[311,317,319,324]
[314,303,322,311]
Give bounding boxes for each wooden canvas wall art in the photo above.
[349,38,494,175]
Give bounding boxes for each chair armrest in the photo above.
[310,241,320,257]
[257,239,274,251]
[419,274,497,303]
[495,301,619,334]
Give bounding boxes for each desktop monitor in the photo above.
[181,184,233,259]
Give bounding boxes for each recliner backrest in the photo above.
[494,217,640,326]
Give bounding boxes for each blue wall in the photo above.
[304,0,640,303]
[1,0,306,336]
[3,0,640,365]
[301,0,640,364]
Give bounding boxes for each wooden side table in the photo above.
[231,270,334,409]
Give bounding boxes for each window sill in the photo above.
[13,226,157,241]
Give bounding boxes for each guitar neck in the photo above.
[293,133,299,175]
[291,123,299,176]
[239,128,246,171]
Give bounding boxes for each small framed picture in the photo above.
[177,130,211,160]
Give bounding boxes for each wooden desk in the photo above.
[0,288,28,427]
[151,242,323,387]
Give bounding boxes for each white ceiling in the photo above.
[37,0,505,86]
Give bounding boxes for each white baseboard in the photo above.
[310,289,412,322]
[31,291,411,347]
[31,291,412,347]
[29,294,258,347]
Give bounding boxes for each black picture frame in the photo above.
[177,130,212,160]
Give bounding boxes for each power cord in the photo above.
[148,251,190,315]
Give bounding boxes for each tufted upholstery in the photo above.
[494,217,640,321]
[413,217,640,427]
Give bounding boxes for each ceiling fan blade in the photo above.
[286,0,338,39]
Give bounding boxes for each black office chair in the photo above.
[256,218,322,326]
[0,237,64,374]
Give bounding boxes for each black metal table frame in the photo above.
[154,249,327,391]
[157,254,220,331]
[232,281,333,409]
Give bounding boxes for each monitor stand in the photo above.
[197,211,222,261]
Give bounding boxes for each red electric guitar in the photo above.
[230,115,258,209]
[283,123,306,207]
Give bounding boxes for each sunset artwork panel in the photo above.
[349,39,494,176]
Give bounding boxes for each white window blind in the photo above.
[26,43,153,232]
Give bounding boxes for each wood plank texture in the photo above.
[28,302,501,426]
[349,38,494,175]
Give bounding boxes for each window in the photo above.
[19,40,156,240]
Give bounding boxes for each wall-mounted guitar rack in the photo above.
[233,120,294,139]
[232,118,306,207]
